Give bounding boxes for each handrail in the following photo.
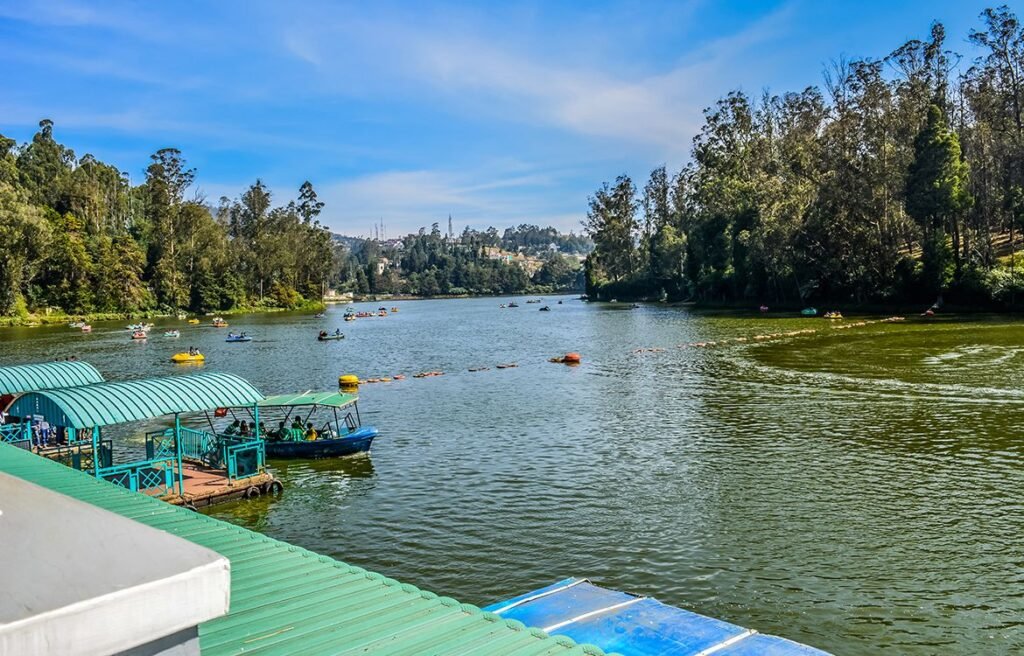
[0,423,30,444]
[98,457,176,494]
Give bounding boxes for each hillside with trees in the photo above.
[584,7,1024,309]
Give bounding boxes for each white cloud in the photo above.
[317,167,583,235]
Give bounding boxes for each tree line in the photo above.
[584,6,1024,309]
[1,122,335,317]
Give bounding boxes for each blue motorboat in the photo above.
[256,391,378,459]
[225,333,252,342]
[484,578,832,656]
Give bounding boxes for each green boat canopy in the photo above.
[0,361,105,396]
[7,372,264,429]
[258,391,358,409]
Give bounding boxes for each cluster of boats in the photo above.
[344,306,396,321]
[500,299,563,310]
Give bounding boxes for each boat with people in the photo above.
[170,348,204,363]
[377,307,388,317]
[130,330,147,340]
[318,330,345,341]
[539,305,551,311]
[314,312,326,319]
[507,301,519,308]
[187,318,200,324]
[68,321,86,328]
[212,317,229,327]
[824,311,843,320]
[127,322,154,332]
[254,391,378,459]
[80,325,92,333]
[801,307,818,316]
[225,332,252,342]
[390,307,399,313]
[164,330,180,338]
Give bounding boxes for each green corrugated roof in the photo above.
[7,373,263,429]
[258,391,358,409]
[0,443,607,656]
[0,361,105,396]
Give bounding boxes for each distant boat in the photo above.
[164,330,180,338]
[507,302,519,308]
[314,312,326,319]
[226,333,252,342]
[801,307,817,316]
[539,306,551,312]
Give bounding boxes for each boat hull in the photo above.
[266,427,377,459]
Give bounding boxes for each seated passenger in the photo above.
[305,422,318,441]
[224,420,240,436]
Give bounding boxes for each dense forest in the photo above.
[584,6,1024,309]
[0,124,588,320]
[0,124,334,318]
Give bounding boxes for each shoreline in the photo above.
[0,301,327,329]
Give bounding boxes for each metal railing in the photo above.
[145,427,264,482]
[98,458,176,495]
[0,423,31,449]
[218,434,264,480]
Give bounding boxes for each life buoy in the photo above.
[245,486,261,499]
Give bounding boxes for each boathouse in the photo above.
[5,371,275,506]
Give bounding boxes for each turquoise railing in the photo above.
[98,458,175,495]
[146,427,264,481]
[218,434,264,480]
[0,423,30,447]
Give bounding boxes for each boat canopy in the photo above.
[7,373,264,429]
[483,578,831,656]
[258,391,358,409]
[0,361,104,396]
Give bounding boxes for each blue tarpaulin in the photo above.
[483,578,832,656]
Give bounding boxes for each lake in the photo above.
[1,297,1021,655]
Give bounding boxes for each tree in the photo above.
[584,175,638,283]
[906,104,973,293]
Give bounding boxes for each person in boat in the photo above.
[239,420,250,437]
[257,421,267,438]
[268,420,286,441]
[319,330,328,338]
[188,346,200,356]
[224,419,240,436]
[304,422,318,441]
[334,328,342,336]
[288,418,305,441]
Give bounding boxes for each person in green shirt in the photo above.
[223,420,240,436]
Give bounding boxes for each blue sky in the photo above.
[0,0,1003,236]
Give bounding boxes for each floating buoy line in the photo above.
[340,317,907,386]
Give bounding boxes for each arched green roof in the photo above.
[8,373,263,429]
[0,361,105,396]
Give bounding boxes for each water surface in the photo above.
[2,298,1021,655]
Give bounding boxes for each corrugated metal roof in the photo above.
[258,391,358,409]
[0,361,105,396]
[7,373,263,429]
[0,443,609,656]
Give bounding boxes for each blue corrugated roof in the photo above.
[484,578,831,656]
[0,361,104,396]
[7,373,263,429]
[0,443,610,656]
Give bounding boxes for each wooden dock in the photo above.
[158,463,280,509]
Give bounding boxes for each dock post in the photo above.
[175,414,184,496]
[92,426,100,479]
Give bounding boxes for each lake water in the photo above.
[2,297,1022,655]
